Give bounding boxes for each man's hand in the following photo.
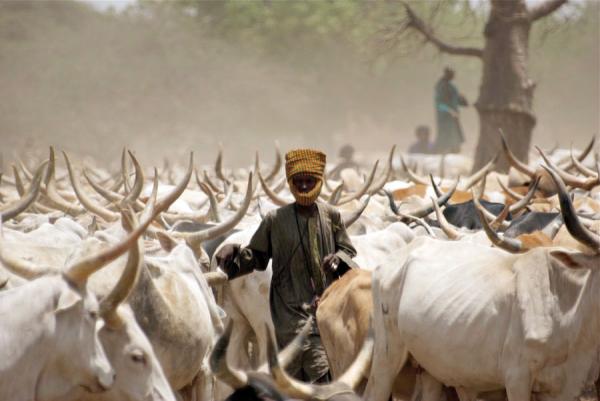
[322,253,340,273]
[215,243,240,278]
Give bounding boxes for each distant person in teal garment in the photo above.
[435,67,468,154]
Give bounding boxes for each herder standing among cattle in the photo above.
[434,67,468,154]
[216,149,357,383]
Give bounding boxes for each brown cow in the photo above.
[317,269,458,401]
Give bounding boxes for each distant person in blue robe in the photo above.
[435,67,468,154]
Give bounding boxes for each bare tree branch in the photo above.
[402,1,483,59]
[528,0,568,22]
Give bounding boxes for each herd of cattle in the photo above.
[0,137,598,401]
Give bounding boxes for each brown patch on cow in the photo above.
[392,184,485,203]
[517,232,553,249]
[448,190,484,203]
[392,185,427,201]
[258,283,268,295]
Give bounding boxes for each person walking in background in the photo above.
[434,67,468,154]
[408,125,434,154]
[328,144,360,180]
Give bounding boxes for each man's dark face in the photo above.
[291,174,317,193]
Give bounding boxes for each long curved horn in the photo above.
[399,212,436,237]
[459,154,498,191]
[337,160,379,205]
[258,171,290,206]
[18,158,33,181]
[383,189,401,215]
[403,175,459,219]
[155,152,193,215]
[252,317,315,374]
[1,161,47,222]
[469,178,510,230]
[122,151,144,206]
[536,147,599,190]
[368,145,396,195]
[11,164,53,215]
[267,321,369,400]
[558,135,596,170]
[264,142,283,183]
[473,191,525,253]
[43,147,85,216]
[430,174,443,198]
[542,165,600,253]
[491,204,510,230]
[83,169,123,203]
[218,181,235,210]
[400,154,428,185]
[196,170,221,223]
[12,165,25,196]
[277,317,312,369]
[272,175,287,193]
[121,147,132,194]
[500,130,536,178]
[182,173,253,245]
[99,211,143,326]
[342,196,371,228]
[63,151,120,222]
[203,169,222,194]
[209,321,248,389]
[0,250,54,279]
[64,173,159,286]
[566,144,597,177]
[326,181,345,205]
[508,175,540,215]
[496,177,524,202]
[215,146,231,185]
[431,197,462,240]
[0,218,54,279]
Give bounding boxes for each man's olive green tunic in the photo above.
[239,202,356,380]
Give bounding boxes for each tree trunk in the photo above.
[472,0,536,173]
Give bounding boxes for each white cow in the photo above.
[365,233,600,401]
[0,176,176,401]
[0,270,114,401]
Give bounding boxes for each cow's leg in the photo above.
[455,387,478,401]
[418,372,443,401]
[228,320,252,369]
[249,317,272,368]
[364,340,407,401]
[505,369,532,401]
[192,363,212,401]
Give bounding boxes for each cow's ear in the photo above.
[549,250,590,270]
[56,289,81,313]
[156,231,177,252]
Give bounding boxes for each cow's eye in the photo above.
[89,311,98,320]
[130,350,147,365]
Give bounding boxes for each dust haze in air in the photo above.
[0,1,598,170]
